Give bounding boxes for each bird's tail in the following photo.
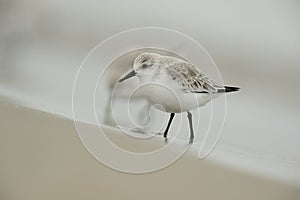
[224,86,240,93]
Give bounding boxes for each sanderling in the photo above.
[118,52,239,143]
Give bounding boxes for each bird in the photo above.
[118,52,239,144]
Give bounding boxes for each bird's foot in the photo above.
[164,137,168,143]
[189,137,194,144]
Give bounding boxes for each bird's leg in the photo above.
[163,113,175,142]
[187,111,194,144]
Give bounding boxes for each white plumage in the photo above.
[119,52,239,143]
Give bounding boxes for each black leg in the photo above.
[163,113,175,141]
[187,111,194,144]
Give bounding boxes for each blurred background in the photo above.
[0,0,300,199]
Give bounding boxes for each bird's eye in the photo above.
[141,64,148,69]
[141,58,148,63]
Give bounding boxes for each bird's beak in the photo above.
[118,69,136,83]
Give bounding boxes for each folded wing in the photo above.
[166,61,225,93]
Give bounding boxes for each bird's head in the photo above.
[118,52,160,83]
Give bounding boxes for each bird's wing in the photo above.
[165,61,224,93]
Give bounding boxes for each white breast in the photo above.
[137,82,212,113]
